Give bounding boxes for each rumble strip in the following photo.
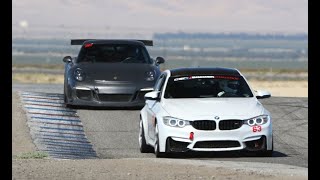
[19,91,97,159]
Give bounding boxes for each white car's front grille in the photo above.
[194,140,240,148]
[191,120,216,130]
[219,120,243,130]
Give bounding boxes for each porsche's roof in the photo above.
[169,67,241,77]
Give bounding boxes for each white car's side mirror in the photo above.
[145,91,160,101]
[255,90,271,99]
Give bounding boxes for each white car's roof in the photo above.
[166,67,241,77]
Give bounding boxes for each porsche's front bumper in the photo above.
[66,82,153,107]
[158,120,272,153]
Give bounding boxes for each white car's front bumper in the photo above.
[158,120,272,153]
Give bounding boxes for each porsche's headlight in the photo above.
[163,116,190,128]
[145,70,155,81]
[74,68,85,81]
[243,115,270,126]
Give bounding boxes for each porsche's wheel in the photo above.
[139,119,153,153]
[64,93,67,103]
[154,123,166,158]
[64,91,71,108]
[63,82,67,101]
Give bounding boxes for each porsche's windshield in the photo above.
[77,44,151,64]
[164,75,254,98]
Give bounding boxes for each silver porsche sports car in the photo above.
[62,39,165,108]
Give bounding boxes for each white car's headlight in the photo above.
[163,116,190,128]
[243,115,270,126]
[145,70,155,81]
[74,68,85,81]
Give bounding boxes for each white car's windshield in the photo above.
[164,75,254,98]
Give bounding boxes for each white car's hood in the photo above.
[162,98,264,120]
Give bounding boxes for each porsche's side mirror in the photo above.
[145,91,160,101]
[255,90,271,99]
[155,57,165,65]
[63,56,72,63]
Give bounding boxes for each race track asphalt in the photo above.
[13,83,308,168]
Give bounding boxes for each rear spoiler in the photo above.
[70,39,153,46]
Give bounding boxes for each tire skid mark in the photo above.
[19,91,97,159]
[274,133,303,156]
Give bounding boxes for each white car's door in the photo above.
[146,99,157,141]
[146,73,167,141]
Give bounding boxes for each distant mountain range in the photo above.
[153,32,308,40]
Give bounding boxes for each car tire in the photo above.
[139,119,153,153]
[259,136,273,157]
[64,93,67,103]
[259,148,273,157]
[64,91,71,108]
[154,123,166,158]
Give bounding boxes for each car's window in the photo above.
[154,74,166,91]
[164,75,253,98]
[76,44,151,64]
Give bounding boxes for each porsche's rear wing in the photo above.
[70,39,153,46]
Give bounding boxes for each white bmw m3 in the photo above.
[139,67,273,158]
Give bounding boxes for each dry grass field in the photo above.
[12,72,308,97]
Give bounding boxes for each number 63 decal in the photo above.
[252,125,262,132]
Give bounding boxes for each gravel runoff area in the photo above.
[12,92,308,180]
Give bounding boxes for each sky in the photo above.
[12,0,308,34]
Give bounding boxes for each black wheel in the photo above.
[63,82,68,104]
[262,150,273,157]
[258,149,273,157]
[64,92,67,103]
[139,119,153,153]
[64,84,74,108]
[154,124,166,158]
[259,136,273,157]
[63,91,72,108]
